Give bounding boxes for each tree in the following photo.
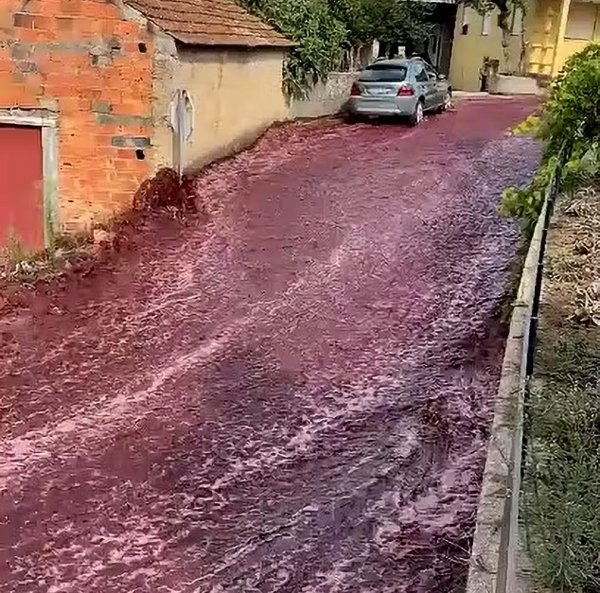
[328,0,433,61]
[239,0,347,95]
[238,0,432,95]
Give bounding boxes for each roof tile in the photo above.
[126,0,294,48]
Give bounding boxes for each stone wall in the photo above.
[288,72,358,119]
[0,0,155,233]
[488,74,543,96]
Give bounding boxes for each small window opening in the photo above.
[138,42,148,53]
[461,6,470,35]
[482,12,492,36]
[135,149,146,160]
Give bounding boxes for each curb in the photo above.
[465,194,551,593]
[452,92,519,102]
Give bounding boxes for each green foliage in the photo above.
[499,154,559,236]
[241,0,346,96]
[328,0,432,48]
[389,1,434,49]
[500,44,600,235]
[525,326,600,590]
[238,0,431,97]
[542,44,600,157]
[511,114,541,136]
[327,0,372,45]
[526,380,600,593]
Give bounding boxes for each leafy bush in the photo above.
[499,154,559,236]
[500,44,600,234]
[542,44,600,157]
[511,114,541,136]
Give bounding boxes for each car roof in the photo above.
[367,57,425,69]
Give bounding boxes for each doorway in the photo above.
[0,124,44,252]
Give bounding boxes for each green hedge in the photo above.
[501,44,600,235]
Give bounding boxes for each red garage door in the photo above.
[0,124,44,252]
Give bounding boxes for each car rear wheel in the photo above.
[345,113,363,124]
[409,100,424,127]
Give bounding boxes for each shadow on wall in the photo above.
[179,70,359,174]
[288,72,359,119]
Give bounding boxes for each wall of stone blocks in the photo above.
[288,72,358,120]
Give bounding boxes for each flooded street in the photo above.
[0,98,540,593]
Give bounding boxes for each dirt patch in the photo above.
[523,184,600,592]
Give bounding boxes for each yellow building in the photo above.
[528,0,600,75]
[449,0,600,91]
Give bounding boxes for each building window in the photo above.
[511,8,523,35]
[461,6,470,35]
[565,2,598,40]
[482,11,492,36]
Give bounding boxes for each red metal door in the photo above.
[0,124,44,252]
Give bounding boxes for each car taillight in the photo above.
[397,86,414,97]
[350,83,361,96]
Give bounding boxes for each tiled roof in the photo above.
[126,0,294,48]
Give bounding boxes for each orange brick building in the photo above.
[0,0,292,251]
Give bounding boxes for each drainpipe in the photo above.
[551,0,572,76]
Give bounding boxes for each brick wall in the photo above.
[0,0,154,233]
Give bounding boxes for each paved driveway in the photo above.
[0,98,539,593]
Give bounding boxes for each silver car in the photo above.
[345,57,452,125]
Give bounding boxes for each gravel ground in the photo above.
[0,98,540,593]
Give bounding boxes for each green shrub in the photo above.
[511,114,541,136]
[542,44,600,157]
[499,154,559,236]
[500,44,600,234]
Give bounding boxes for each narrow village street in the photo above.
[0,97,539,593]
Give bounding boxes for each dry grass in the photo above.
[0,168,198,288]
[523,184,600,593]
[0,232,94,285]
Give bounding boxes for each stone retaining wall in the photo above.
[288,72,357,119]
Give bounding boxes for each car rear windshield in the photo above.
[359,65,407,82]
